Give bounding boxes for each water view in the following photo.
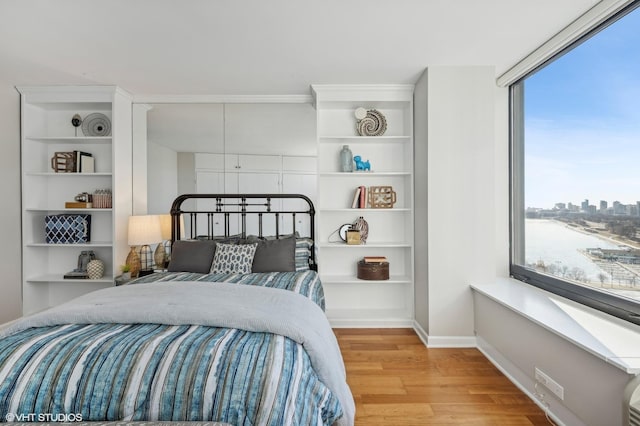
[525,219,640,300]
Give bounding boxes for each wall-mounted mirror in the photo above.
[133,102,318,236]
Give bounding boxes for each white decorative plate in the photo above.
[82,113,111,137]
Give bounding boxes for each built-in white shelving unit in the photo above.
[19,86,133,315]
[311,84,414,327]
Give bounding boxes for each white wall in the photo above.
[0,83,22,323]
[147,141,178,215]
[414,70,429,330]
[419,66,498,344]
[225,103,317,156]
[132,104,151,215]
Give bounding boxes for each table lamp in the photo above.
[127,215,162,277]
[153,214,172,270]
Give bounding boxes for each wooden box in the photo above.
[357,260,389,280]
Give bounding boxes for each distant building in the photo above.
[613,201,624,215]
[581,199,589,211]
[588,248,640,264]
[599,200,607,213]
[554,202,566,210]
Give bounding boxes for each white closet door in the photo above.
[238,154,281,171]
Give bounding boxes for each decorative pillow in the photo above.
[241,236,296,273]
[167,240,217,273]
[210,242,258,274]
[295,238,313,271]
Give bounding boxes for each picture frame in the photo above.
[368,186,397,208]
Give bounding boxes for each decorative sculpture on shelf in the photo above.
[355,108,387,136]
[71,114,82,137]
[353,155,371,171]
[354,216,369,244]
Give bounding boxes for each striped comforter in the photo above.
[0,272,351,425]
[129,270,325,310]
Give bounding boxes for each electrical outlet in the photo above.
[535,367,564,400]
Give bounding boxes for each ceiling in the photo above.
[0,0,599,97]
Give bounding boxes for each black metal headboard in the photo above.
[170,193,316,270]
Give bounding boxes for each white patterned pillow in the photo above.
[210,243,258,274]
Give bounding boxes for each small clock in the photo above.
[338,223,352,242]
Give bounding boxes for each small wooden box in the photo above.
[346,229,361,245]
[357,260,389,280]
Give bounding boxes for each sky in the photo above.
[524,6,640,209]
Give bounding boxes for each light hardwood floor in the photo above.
[334,328,550,425]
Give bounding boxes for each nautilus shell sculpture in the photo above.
[355,107,387,136]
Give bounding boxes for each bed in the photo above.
[0,194,354,426]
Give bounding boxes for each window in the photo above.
[510,3,640,325]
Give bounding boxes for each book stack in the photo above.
[351,186,368,208]
[363,256,387,264]
[74,151,94,173]
[65,201,92,209]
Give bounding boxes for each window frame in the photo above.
[509,2,640,326]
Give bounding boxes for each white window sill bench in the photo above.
[471,278,640,375]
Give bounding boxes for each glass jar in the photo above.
[340,145,353,172]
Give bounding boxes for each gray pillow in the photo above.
[242,236,296,272]
[167,240,217,273]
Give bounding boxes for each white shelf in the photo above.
[19,85,132,316]
[26,241,113,248]
[313,84,414,326]
[26,274,114,284]
[318,242,411,249]
[319,171,411,177]
[319,135,411,141]
[322,275,412,285]
[26,208,113,212]
[25,172,112,177]
[26,136,112,143]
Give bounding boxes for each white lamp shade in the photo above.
[158,214,172,240]
[128,215,162,246]
[164,214,186,240]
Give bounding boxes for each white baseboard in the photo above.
[411,321,476,347]
[412,321,429,347]
[329,318,414,328]
[426,335,477,348]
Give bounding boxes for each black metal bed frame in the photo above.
[170,193,316,270]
